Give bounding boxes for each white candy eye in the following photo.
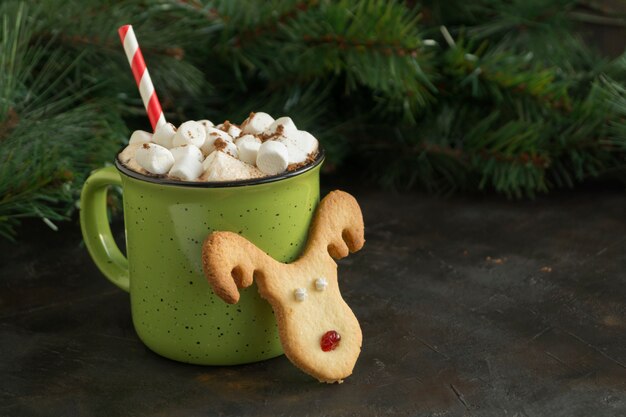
[294,288,307,301]
[315,277,328,291]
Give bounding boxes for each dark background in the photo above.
[1,1,625,416]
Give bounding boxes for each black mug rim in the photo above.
[115,146,325,188]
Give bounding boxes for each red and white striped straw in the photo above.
[118,25,166,131]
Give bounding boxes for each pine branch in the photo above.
[440,38,572,112]
[3,0,626,239]
[460,0,596,71]
[567,11,626,27]
[28,0,212,121]
[232,0,315,47]
[0,1,123,239]
[217,0,437,122]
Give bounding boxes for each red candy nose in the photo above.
[321,330,341,352]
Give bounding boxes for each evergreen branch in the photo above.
[301,33,421,58]
[232,0,316,47]
[208,0,308,30]
[41,32,186,60]
[441,40,572,112]
[0,103,122,240]
[567,11,626,27]
[0,108,19,141]
[462,0,595,70]
[217,0,437,122]
[372,140,551,168]
[577,0,625,16]
[0,1,123,239]
[2,0,626,238]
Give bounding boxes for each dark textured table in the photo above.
[1,187,625,417]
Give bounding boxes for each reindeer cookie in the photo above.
[201,190,365,383]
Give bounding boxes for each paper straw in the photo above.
[118,25,166,131]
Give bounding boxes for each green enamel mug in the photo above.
[80,149,324,365]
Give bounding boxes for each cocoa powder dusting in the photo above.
[220,120,232,132]
[240,112,255,130]
[259,124,284,142]
[214,138,228,151]
[287,152,317,171]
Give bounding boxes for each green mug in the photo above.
[80,149,324,365]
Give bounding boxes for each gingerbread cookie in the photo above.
[201,190,365,383]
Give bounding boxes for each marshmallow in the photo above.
[267,116,298,136]
[153,123,177,148]
[201,127,233,155]
[218,139,239,158]
[201,151,263,182]
[227,124,242,138]
[275,130,320,164]
[118,143,148,174]
[241,112,274,135]
[296,130,319,154]
[169,154,204,181]
[129,130,152,145]
[275,134,307,164]
[235,134,261,165]
[173,120,206,148]
[256,140,289,175]
[135,143,175,175]
[119,113,320,182]
[170,144,203,163]
[198,119,214,130]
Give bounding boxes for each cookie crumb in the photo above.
[486,256,506,265]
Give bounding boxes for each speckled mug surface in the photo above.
[80,150,324,365]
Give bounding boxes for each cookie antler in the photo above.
[305,190,365,260]
[201,190,365,383]
[202,232,280,304]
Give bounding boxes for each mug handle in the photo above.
[80,166,130,292]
